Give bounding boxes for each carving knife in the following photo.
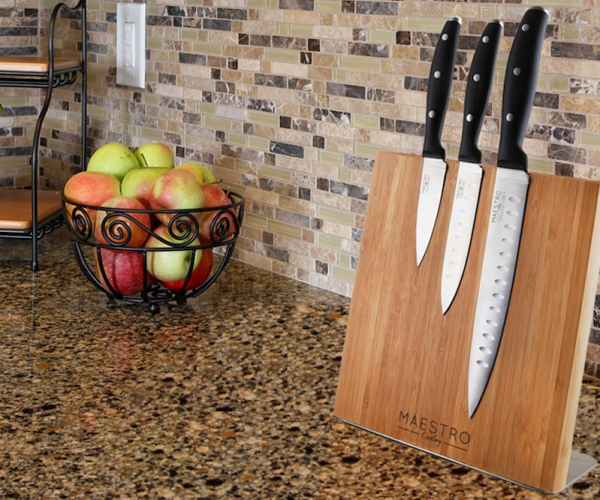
[441,20,503,314]
[416,17,461,266]
[468,7,548,418]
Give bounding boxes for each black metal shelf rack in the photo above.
[0,0,86,270]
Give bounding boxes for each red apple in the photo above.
[144,225,202,282]
[95,196,152,247]
[174,162,217,185]
[87,143,140,181]
[95,248,154,296]
[63,171,121,233]
[121,167,171,208]
[134,143,174,169]
[160,246,213,291]
[200,184,237,242]
[148,170,206,226]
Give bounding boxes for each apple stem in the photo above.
[140,153,149,167]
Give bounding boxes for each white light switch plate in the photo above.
[116,3,146,88]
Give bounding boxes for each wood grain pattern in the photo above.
[334,152,600,493]
[0,189,63,230]
[0,57,81,73]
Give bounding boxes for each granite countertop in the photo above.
[0,229,598,499]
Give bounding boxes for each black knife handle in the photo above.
[422,17,461,161]
[458,20,503,164]
[497,7,548,171]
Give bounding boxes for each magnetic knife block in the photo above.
[334,152,600,494]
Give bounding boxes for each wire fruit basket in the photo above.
[62,191,244,313]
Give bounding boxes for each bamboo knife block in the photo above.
[334,152,600,493]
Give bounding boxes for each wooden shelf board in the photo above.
[0,57,81,73]
[0,189,62,230]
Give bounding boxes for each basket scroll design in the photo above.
[62,191,244,313]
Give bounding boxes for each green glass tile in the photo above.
[247,110,279,127]
[193,42,223,56]
[199,102,216,115]
[146,72,158,84]
[247,0,268,7]
[563,26,580,42]
[268,0,278,8]
[319,150,344,165]
[259,165,292,182]
[146,5,160,15]
[551,77,569,93]
[229,133,248,146]
[528,158,554,174]
[0,97,28,106]
[317,206,354,226]
[181,29,198,41]
[341,56,381,73]
[266,49,298,64]
[290,24,313,37]
[280,196,291,209]
[581,131,600,148]
[0,157,28,167]
[332,265,356,284]
[317,232,342,250]
[278,23,289,35]
[88,106,108,118]
[245,213,268,229]
[335,69,347,83]
[317,0,341,12]
[338,254,351,268]
[354,143,393,159]
[480,6,496,20]
[248,136,269,150]
[269,220,302,239]
[144,94,160,106]
[525,0,578,4]
[353,114,380,130]
[369,29,395,45]
[405,18,446,33]
[339,168,352,182]
[147,39,162,50]
[140,128,164,141]
[448,144,459,159]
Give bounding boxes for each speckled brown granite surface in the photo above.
[0,229,598,499]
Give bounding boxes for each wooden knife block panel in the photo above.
[334,152,600,493]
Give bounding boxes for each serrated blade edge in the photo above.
[416,158,447,266]
[441,162,483,314]
[468,168,529,418]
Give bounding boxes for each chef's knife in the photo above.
[416,17,461,266]
[468,7,548,418]
[441,20,503,314]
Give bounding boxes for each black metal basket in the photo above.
[61,191,244,313]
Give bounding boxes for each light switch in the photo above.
[116,3,146,88]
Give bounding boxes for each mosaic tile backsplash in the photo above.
[2,0,600,376]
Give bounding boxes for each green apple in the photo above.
[144,225,202,282]
[174,162,217,185]
[87,143,139,182]
[148,170,206,225]
[134,142,175,169]
[121,167,171,207]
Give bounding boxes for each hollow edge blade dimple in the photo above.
[416,158,447,266]
[468,168,529,418]
[441,162,483,314]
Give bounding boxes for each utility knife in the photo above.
[441,20,503,314]
[416,17,461,266]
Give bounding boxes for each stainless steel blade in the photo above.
[440,162,483,313]
[416,157,446,266]
[468,168,529,417]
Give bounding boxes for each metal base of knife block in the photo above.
[334,152,600,494]
[336,417,597,495]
